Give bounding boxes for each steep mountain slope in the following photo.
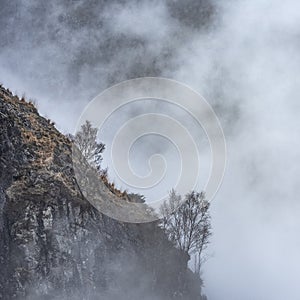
[0,86,203,300]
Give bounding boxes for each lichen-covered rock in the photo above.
[0,86,203,299]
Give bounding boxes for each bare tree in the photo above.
[160,190,211,275]
[73,120,105,172]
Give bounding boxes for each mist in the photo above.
[170,1,300,299]
[1,0,300,299]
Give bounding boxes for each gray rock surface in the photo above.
[0,86,203,299]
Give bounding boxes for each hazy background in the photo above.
[1,0,300,299]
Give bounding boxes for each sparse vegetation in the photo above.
[73,120,105,172]
[72,121,128,198]
[160,189,211,276]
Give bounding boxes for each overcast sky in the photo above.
[1,0,300,299]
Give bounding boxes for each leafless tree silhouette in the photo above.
[160,190,211,275]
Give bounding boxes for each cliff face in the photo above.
[0,86,203,300]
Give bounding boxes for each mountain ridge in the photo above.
[0,85,204,300]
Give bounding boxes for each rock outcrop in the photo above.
[0,86,203,300]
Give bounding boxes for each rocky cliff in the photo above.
[0,86,203,300]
